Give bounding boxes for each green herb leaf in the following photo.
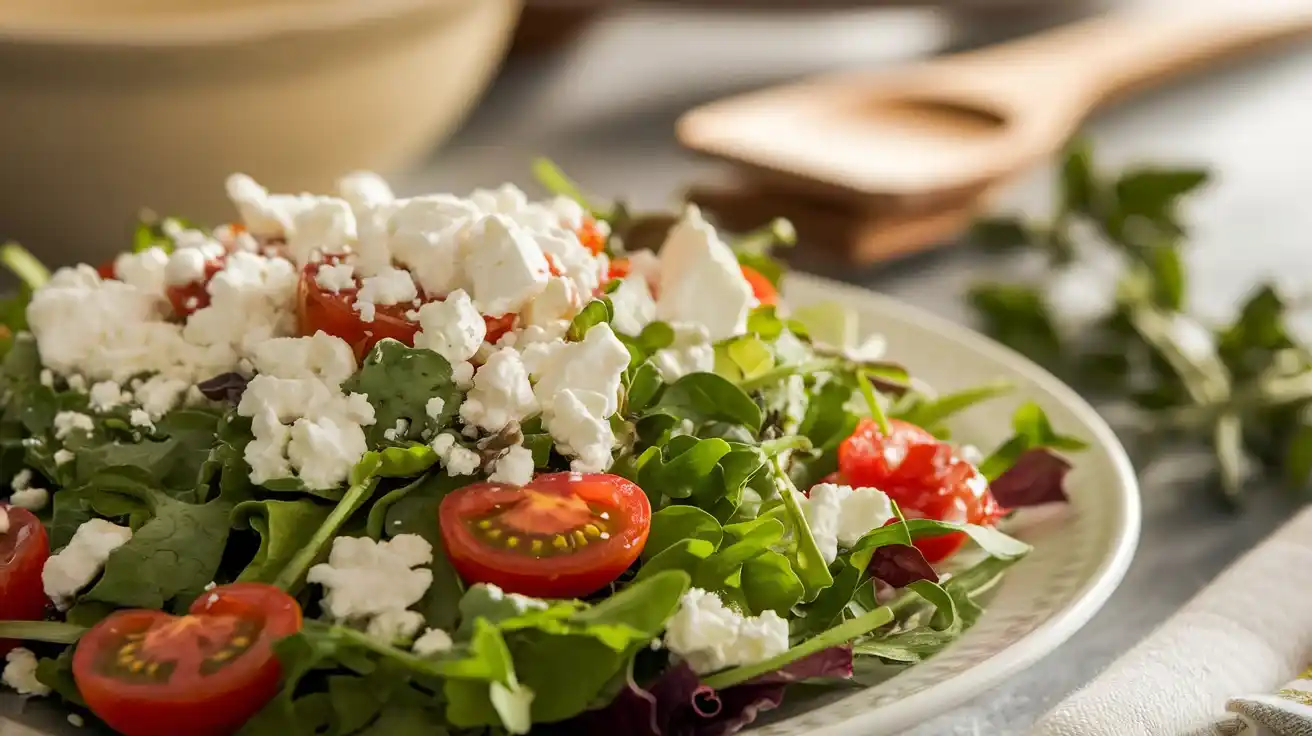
[651,372,763,432]
[1,242,51,290]
[231,499,333,584]
[344,339,462,446]
[644,505,724,561]
[567,298,613,342]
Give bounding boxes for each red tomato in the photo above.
[165,256,226,319]
[96,260,118,280]
[439,472,652,599]
[606,257,631,282]
[73,583,302,736]
[739,264,779,306]
[576,218,607,255]
[297,262,515,361]
[0,505,50,655]
[838,418,1002,563]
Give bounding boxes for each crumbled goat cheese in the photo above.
[307,535,433,643]
[383,419,410,442]
[425,397,447,422]
[88,381,132,412]
[315,263,357,293]
[39,369,53,387]
[113,247,169,296]
[431,433,482,476]
[413,628,455,657]
[133,375,190,419]
[801,483,896,564]
[53,449,74,466]
[663,588,789,674]
[489,444,535,486]
[461,215,550,317]
[521,277,578,328]
[356,267,418,309]
[0,507,8,535]
[414,290,486,365]
[532,323,629,472]
[183,251,299,366]
[3,648,50,697]
[338,171,395,211]
[11,469,32,491]
[164,246,210,286]
[608,277,657,336]
[655,206,753,341]
[129,409,155,431]
[461,349,538,433]
[42,519,133,609]
[384,196,477,295]
[236,333,374,490]
[68,714,84,728]
[652,324,715,382]
[9,487,49,513]
[53,412,94,440]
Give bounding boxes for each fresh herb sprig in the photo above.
[968,139,1312,501]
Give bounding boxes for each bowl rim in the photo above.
[0,0,485,49]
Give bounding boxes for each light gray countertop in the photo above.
[6,5,1312,735]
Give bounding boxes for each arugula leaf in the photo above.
[769,460,832,601]
[650,372,762,433]
[1,241,51,290]
[740,550,805,615]
[532,157,606,219]
[270,459,381,593]
[231,499,333,584]
[344,340,462,446]
[635,538,717,581]
[968,284,1064,366]
[892,381,1012,434]
[979,401,1087,480]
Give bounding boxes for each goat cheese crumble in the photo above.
[42,519,133,609]
[307,534,433,644]
[663,588,789,674]
[2,648,50,697]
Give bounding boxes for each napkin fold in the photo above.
[1031,506,1312,736]
[1183,665,1312,736]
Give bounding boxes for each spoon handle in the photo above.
[944,11,1312,110]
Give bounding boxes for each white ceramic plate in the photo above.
[0,275,1139,736]
[750,274,1141,736]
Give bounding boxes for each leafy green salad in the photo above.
[0,162,1082,736]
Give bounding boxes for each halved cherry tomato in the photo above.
[739,264,779,306]
[96,260,118,280]
[73,583,302,736]
[439,472,651,599]
[838,418,1002,563]
[297,262,515,361]
[1,505,50,655]
[165,255,226,319]
[605,257,779,306]
[576,217,607,255]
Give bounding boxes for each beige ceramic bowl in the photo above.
[0,0,521,267]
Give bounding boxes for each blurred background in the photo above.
[4,1,1312,734]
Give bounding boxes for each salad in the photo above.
[0,162,1083,736]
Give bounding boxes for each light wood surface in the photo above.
[677,11,1312,208]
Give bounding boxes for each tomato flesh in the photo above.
[739,264,779,306]
[165,256,226,319]
[576,218,607,255]
[837,418,1002,563]
[73,583,302,736]
[439,472,651,599]
[297,261,516,361]
[0,505,50,655]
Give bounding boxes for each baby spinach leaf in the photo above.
[624,362,664,416]
[34,647,84,707]
[568,299,613,342]
[644,505,723,561]
[82,491,233,611]
[634,538,716,581]
[740,550,804,615]
[650,373,762,433]
[637,436,731,503]
[344,339,462,447]
[72,438,182,490]
[231,499,333,584]
[693,517,784,591]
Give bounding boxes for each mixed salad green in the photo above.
[0,162,1082,736]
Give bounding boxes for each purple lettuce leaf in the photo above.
[867,543,939,588]
[989,448,1072,508]
[197,372,250,404]
[553,646,854,736]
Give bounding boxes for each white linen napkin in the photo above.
[1031,506,1312,736]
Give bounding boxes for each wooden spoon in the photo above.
[677,11,1312,209]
